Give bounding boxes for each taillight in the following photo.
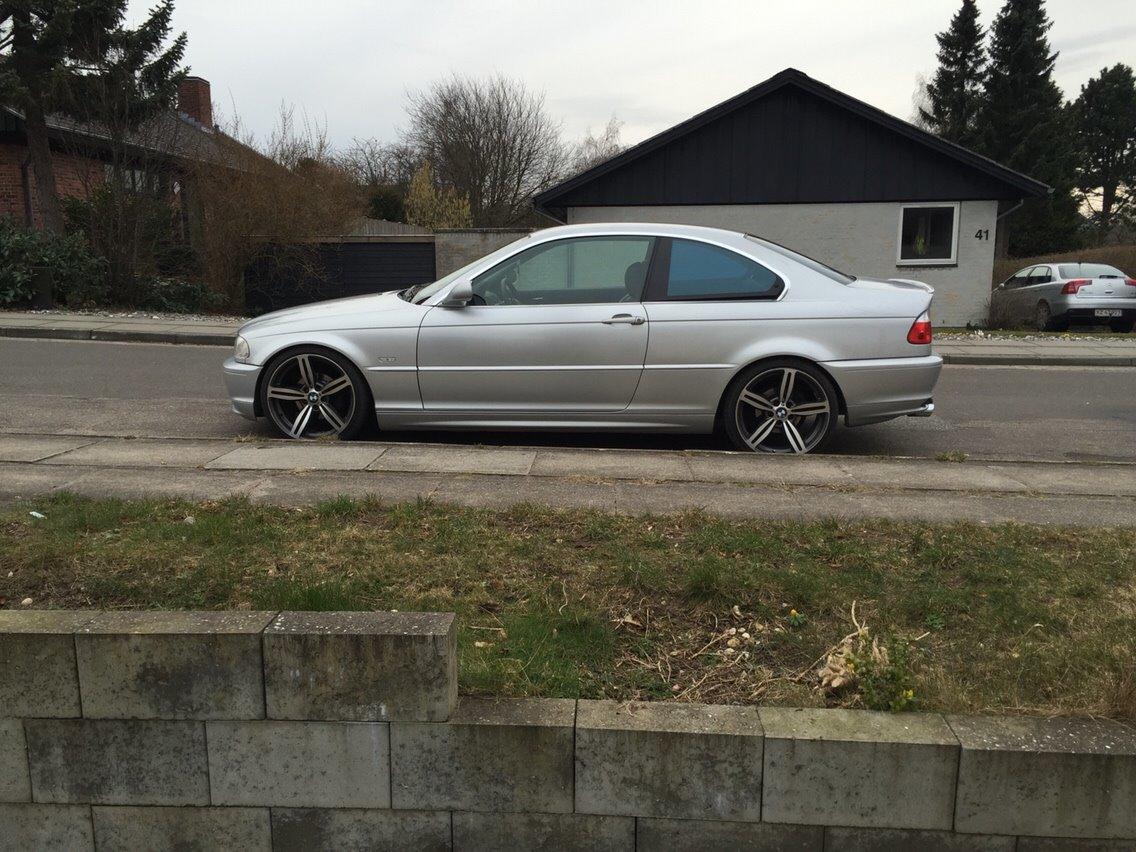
[1125,278,1136,287]
[907,312,932,345]
[1061,279,1090,294]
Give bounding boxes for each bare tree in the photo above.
[338,138,420,190]
[404,75,567,226]
[188,104,363,306]
[568,115,624,175]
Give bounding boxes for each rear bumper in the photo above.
[223,357,260,420]
[1064,302,1136,321]
[822,354,943,427]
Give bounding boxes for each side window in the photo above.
[657,239,783,301]
[1028,266,1052,285]
[1009,268,1031,288]
[897,204,958,265]
[472,237,653,306]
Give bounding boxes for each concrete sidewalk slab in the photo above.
[0,435,99,463]
[61,466,266,500]
[369,445,536,476]
[530,448,694,481]
[5,461,1135,526]
[42,438,233,468]
[206,443,388,471]
[837,459,1031,493]
[688,452,855,487]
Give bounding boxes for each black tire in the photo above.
[721,358,839,454]
[1034,302,1069,332]
[258,347,373,440]
[1109,318,1135,334]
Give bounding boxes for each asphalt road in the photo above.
[2,338,1134,462]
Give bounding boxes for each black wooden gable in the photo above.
[535,69,1049,221]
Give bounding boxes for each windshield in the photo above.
[743,234,855,284]
[406,234,535,304]
[1057,263,1126,279]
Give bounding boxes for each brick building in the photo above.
[0,77,222,230]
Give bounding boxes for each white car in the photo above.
[991,262,1136,332]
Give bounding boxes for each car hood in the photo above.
[239,290,417,336]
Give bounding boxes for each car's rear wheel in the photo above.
[259,348,371,440]
[1109,317,1135,333]
[723,360,838,454]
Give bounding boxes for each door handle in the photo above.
[602,314,645,325]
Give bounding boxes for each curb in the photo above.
[938,352,1136,366]
[0,326,233,347]
[2,325,1135,365]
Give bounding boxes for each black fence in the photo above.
[244,239,436,314]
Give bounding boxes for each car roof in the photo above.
[527,222,748,244]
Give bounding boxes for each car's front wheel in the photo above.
[1035,302,1068,332]
[258,348,372,440]
[722,360,838,454]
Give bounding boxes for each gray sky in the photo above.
[138,0,1135,151]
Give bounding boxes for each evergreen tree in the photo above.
[0,1,119,232]
[70,0,186,134]
[920,0,986,147]
[977,0,1083,255]
[0,1,185,234]
[1072,64,1136,240]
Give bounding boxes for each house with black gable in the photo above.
[535,68,1049,326]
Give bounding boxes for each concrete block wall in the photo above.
[3,610,1135,851]
[433,228,532,277]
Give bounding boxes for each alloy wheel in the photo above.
[733,367,832,453]
[264,353,357,439]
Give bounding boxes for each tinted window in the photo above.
[662,239,783,300]
[1028,266,1052,284]
[899,205,956,263]
[1057,263,1125,279]
[744,234,854,284]
[472,236,653,305]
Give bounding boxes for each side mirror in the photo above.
[439,280,473,308]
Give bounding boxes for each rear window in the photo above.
[744,234,855,284]
[1057,263,1126,279]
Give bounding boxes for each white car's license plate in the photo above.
[1094,309,1122,317]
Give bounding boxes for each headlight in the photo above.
[234,335,250,362]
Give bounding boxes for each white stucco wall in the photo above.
[566,201,999,327]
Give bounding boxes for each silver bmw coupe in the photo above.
[223,223,941,454]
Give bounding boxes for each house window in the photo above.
[897,203,959,265]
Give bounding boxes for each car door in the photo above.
[1024,265,1054,320]
[998,267,1029,323]
[635,237,787,413]
[417,235,655,411]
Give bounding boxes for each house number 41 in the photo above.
[974,229,990,240]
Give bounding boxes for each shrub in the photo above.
[136,277,226,314]
[0,217,108,307]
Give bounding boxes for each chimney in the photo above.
[177,76,213,129]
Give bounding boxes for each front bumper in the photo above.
[822,354,943,427]
[222,357,261,420]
